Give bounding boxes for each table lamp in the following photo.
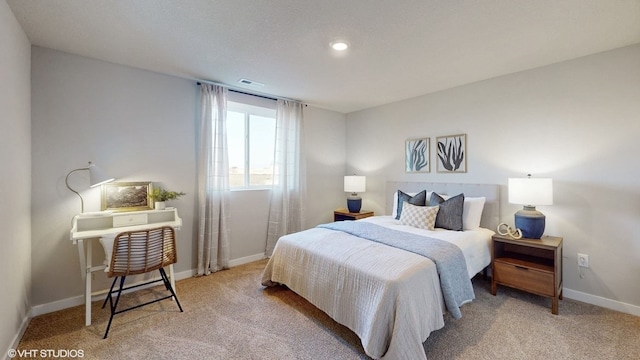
[508,175,553,239]
[344,175,366,213]
[65,161,115,213]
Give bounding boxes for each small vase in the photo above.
[155,201,166,210]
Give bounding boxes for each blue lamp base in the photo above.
[514,206,545,239]
[347,197,362,213]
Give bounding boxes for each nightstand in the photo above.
[491,234,563,314]
[333,209,374,221]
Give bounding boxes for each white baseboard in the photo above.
[30,259,638,322]
[30,268,197,318]
[5,314,30,360]
[228,253,266,267]
[29,255,265,318]
[563,288,640,317]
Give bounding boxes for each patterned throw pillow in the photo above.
[399,202,439,230]
[395,190,427,220]
[429,192,464,231]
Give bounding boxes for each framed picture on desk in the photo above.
[101,181,153,212]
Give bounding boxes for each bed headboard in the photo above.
[386,181,500,231]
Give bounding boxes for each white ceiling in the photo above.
[7,0,640,113]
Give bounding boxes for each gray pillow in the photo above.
[429,192,464,231]
[395,190,427,220]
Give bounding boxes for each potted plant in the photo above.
[149,187,186,210]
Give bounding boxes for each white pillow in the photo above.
[391,190,432,218]
[462,197,486,230]
[398,202,439,230]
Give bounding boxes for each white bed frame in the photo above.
[386,181,501,231]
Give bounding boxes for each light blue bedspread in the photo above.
[318,221,474,319]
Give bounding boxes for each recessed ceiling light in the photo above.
[330,41,349,51]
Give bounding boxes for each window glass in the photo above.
[249,115,276,186]
[227,110,246,188]
[226,100,276,189]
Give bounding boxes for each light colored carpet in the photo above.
[18,260,640,359]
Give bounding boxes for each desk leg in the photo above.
[85,241,92,326]
[77,240,86,280]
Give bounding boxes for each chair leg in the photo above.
[102,277,118,309]
[159,268,183,312]
[103,271,183,338]
[103,276,126,339]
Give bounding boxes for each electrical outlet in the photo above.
[578,253,589,268]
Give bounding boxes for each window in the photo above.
[227,98,277,189]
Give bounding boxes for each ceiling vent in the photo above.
[238,78,264,87]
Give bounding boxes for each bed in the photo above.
[261,182,500,359]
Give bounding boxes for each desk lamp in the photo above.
[66,161,114,213]
[508,175,553,239]
[344,175,366,213]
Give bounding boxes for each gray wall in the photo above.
[31,47,198,307]
[30,47,346,312]
[0,1,32,354]
[346,44,640,314]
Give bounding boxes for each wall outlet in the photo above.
[578,253,589,268]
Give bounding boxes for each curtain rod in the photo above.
[196,79,303,104]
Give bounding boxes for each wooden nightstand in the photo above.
[333,209,374,221]
[491,234,563,314]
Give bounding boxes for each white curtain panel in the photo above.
[197,84,231,275]
[265,100,307,256]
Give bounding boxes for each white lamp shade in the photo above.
[344,176,366,193]
[508,178,553,206]
[88,163,115,187]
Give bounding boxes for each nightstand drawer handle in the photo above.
[514,265,529,271]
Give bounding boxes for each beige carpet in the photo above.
[18,260,640,359]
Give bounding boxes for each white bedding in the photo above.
[361,216,494,278]
[261,216,493,360]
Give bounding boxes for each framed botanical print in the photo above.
[405,138,430,173]
[436,134,467,173]
[101,181,153,212]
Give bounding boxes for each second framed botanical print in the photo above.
[436,134,467,173]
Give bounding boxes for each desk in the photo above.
[70,208,182,325]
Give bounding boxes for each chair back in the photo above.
[107,226,177,277]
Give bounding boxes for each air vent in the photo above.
[238,78,264,87]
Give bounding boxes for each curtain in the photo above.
[265,100,307,257]
[197,84,231,275]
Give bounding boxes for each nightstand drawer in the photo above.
[494,260,554,296]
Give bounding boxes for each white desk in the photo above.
[70,208,182,326]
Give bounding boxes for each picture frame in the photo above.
[101,181,153,212]
[436,134,467,173]
[405,138,430,173]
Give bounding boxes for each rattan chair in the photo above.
[102,226,183,338]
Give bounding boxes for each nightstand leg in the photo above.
[491,281,497,296]
[552,297,559,315]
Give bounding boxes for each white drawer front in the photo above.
[112,213,148,227]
